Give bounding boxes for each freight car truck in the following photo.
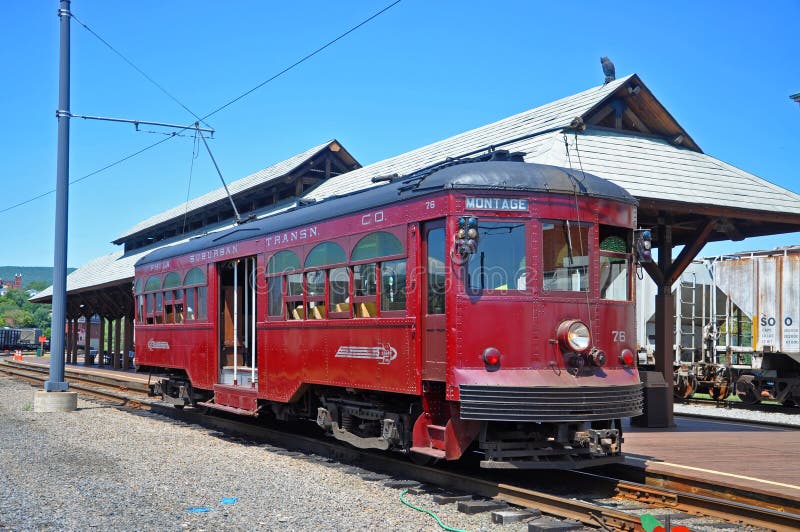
[714,249,800,405]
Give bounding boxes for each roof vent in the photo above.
[488,150,525,162]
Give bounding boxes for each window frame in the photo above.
[463,219,528,294]
[540,219,593,296]
[266,250,302,321]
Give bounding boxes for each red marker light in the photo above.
[619,349,635,366]
[483,347,501,366]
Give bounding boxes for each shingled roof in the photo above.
[113,140,358,245]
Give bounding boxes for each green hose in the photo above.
[399,489,469,532]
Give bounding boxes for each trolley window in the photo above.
[599,227,631,301]
[381,259,406,312]
[352,232,403,262]
[353,263,378,317]
[427,227,446,315]
[542,220,590,292]
[267,250,301,319]
[183,267,207,321]
[465,222,526,292]
[144,276,161,292]
[163,272,181,289]
[329,267,350,318]
[305,270,326,319]
[268,250,301,274]
[305,242,346,268]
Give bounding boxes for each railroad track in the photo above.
[0,358,152,407]
[2,358,798,531]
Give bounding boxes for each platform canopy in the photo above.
[31,139,357,306]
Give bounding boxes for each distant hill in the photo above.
[0,266,76,289]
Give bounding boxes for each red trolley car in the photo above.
[135,154,643,469]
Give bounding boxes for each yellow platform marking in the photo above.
[627,456,800,490]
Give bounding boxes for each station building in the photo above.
[32,74,800,424]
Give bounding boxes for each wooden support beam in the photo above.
[641,261,664,287]
[653,220,674,427]
[106,317,114,369]
[586,104,614,125]
[97,316,105,368]
[665,218,717,287]
[623,108,651,134]
[114,318,122,370]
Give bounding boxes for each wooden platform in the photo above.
[622,416,800,501]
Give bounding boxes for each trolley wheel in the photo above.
[674,373,697,399]
[735,375,761,405]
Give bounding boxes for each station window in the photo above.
[465,222,526,292]
[542,220,590,292]
[599,226,631,301]
[183,267,207,321]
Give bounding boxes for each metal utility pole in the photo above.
[44,0,72,393]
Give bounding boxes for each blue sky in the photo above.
[2,1,798,268]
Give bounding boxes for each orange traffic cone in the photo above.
[14,350,23,361]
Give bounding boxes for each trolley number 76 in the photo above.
[611,330,626,343]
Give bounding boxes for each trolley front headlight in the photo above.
[557,320,591,353]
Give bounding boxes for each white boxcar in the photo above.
[715,250,800,404]
[715,253,800,360]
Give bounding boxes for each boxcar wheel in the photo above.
[735,375,760,405]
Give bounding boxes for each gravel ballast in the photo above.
[0,377,529,531]
[673,402,800,427]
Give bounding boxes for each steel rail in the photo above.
[0,359,150,393]
[0,363,152,407]
[576,470,800,532]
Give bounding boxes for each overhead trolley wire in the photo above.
[69,10,211,130]
[199,0,402,122]
[0,0,403,216]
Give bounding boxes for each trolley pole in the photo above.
[43,0,73,396]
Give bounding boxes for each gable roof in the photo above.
[113,140,357,243]
[303,74,699,202]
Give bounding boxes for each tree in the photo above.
[26,280,50,293]
[0,288,51,334]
